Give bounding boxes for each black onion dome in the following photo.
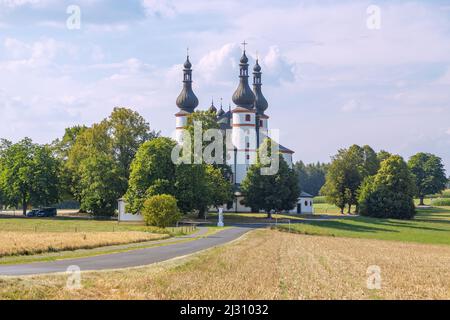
[208,100,217,113]
[176,55,199,113]
[232,51,255,109]
[176,88,199,112]
[217,106,225,117]
[253,59,268,114]
[184,56,192,69]
[253,60,261,72]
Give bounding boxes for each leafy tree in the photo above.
[408,153,447,205]
[321,145,380,213]
[175,163,211,217]
[142,194,181,228]
[78,154,125,216]
[0,138,60,214]
[106,107,158,180]
[359,155,416,219]
[124,137,177,213]
[174,111,232,218]
[294,161,328,196]
[205,165,233,209]
[377,150,392,163]
[241,140,299,219]
[65,108,156,215]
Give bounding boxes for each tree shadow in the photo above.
[303,219,396,234]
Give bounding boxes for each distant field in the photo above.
[0,216,190,234]
[1,229,448,300]
[276,206,450,245]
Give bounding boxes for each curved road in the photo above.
[0,227,252,277]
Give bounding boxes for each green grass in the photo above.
[0,216,196,236]
[276,206,450,246]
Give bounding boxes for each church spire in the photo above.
[232,41,255,109]
[208,98,217,113]
[253,58,268,115]
[176,53,199,113]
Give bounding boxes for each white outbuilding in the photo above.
[290,192,315,214]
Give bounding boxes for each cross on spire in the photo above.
[186,47,189,57]
[241,40,248,52]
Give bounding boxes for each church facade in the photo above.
[175,47,298,213]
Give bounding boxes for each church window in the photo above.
[246,154,250,160]
[246,142,250,148]
[245,114,251,121]
[259,120,263,127]
[305,201,308,207]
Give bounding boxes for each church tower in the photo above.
[230,45,257,185]
[253,58,269,147]
[175,55,199,143]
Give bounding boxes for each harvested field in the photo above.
[0,232,167,257]
[1,229,449,299]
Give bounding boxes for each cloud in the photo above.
[141,0,176,18]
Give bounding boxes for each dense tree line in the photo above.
[294,161,328,196]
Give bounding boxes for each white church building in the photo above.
[174,46,309,214]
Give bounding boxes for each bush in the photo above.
[358,155,416,219]
[431,198,450,206]
[141,194,181,228]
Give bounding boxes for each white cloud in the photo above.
[141,0,177,18]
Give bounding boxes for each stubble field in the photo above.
[1,229,449,300]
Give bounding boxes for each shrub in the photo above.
[141,194,181,228]
[431,198,450,206]
[358,155,416,219]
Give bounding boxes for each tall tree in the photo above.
[408,153,447,205]
[124,137,177,214]
[359,155,416,219]
[106,107,158,180]
[241,140,299,219]
[0,138,60,214]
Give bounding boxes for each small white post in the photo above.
[217,207,224,227]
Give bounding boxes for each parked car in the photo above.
[25,209,39,217]
[36,207,57,217]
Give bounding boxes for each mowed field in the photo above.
[1,229,449,300]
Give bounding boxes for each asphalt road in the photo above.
[0,227,252,277]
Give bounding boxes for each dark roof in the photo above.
[279,143,295,154]
[299,191,314,198]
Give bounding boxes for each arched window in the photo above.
[259,120,263,127]
[310,201,313,206]
[305,201,308,207]
[245,114,251,122]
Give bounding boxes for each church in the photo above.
[174,45,309,213]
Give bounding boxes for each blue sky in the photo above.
[0,0,449,173]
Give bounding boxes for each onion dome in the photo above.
[208,99,217,113]
[217,99,225,117]
[232,50,255,109]
[176,55,199,113]
[253,59,268,115]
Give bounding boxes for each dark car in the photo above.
[25,209,39,217]
[36,207,57,217]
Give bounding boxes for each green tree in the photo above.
[359,155,416,219]
[408,153,447,205]
[141,194,181,227]
[294,161,328,196]
[0,138,60,214]
[106,107,158,180]
[321,145,380,214]
[205,165,233,209]
[124,137,177,213]
[65,108,156,215]
[241,140,299,219]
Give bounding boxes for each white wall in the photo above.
[118,199,144,222]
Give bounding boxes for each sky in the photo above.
[0,0,449,173]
